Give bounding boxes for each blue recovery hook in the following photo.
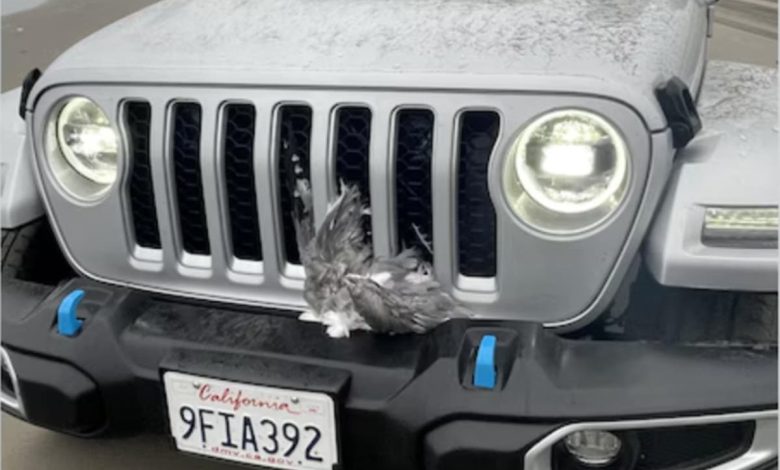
[57,289,85,337]
[473,335,497,389]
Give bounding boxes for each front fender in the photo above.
[645,60,778,291]
[1,87,44,229]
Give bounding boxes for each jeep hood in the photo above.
[38,0,708,130]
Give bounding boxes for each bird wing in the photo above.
[346,276,460,334]
[345,278,424,334]
[369,248,430,287]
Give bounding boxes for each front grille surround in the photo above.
[32,85,652,326]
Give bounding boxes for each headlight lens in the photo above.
[503,110,630,233]
[55,97,119,185]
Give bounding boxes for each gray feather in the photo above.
[291,182,468,337]
[344,275,460,334]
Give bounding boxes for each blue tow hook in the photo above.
[473,335,497,389]
[57,289,85,337]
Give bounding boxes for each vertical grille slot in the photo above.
[457,111,499,278]
[277,105,313,266]
[223,104,262,261]
[395,109,434,262]
[334,106,373,241]
[125,101,161,249]
[171,102,210,256]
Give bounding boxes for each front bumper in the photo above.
[2,276,777,470]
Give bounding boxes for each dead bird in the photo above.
[284,154,466,338]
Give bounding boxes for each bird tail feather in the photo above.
[315,184,370,266]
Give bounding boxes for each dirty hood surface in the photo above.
[42,0,707,127]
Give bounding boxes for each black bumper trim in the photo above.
[2,347,105,435]
[1,277,777,469]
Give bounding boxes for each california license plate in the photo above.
[163,371,339,469]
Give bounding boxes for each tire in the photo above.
[1,219,72,285]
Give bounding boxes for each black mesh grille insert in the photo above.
[125,102,161,249]
[457,111,499,277]
[172,102,210,256]
[277,105,312,265]
[395,109,434,262]
[223,104,261,261]
[335,107,372,241]
[634,421,755,470]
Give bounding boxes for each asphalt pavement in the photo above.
[1,0,777,469]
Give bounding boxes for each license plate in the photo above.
[163,371,339,469]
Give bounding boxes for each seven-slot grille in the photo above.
[124,100,500,287]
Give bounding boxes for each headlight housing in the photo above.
[45,96,119,199]
[502,109,630,234]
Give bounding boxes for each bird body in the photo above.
[287,167,466,338]
[345,272,461,334]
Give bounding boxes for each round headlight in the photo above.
[55,97,118,185]
[503,109,630,233]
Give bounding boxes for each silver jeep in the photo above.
[1,1,777,469]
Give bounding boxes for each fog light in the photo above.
[564,430,622,466]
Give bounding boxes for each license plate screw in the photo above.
[291,397,300,404]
